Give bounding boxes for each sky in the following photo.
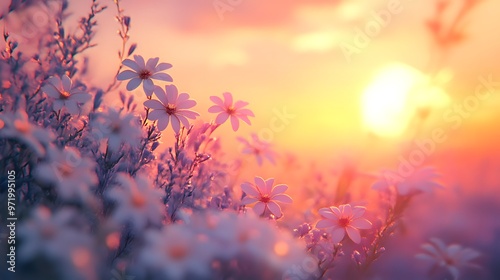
[2,0,500,170]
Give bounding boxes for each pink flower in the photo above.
[143,85,199,133]
[241,177,293,218]
[316,204,372,244]
[372,166,444,195]
[117,55,173,96]
[208,92,254,131]
[416,238,481,280]
[237,134,277,166]
[41,75,91,115]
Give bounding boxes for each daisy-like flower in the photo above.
[34,147,98,200]
[316,204,372,244]
[138,225,213,279]
[107,173,164,231]
[94,108,141,152]
[241,176,293,218]
[372,166,444,195]
[18,207,92,262]
[237,134,277,165]
[208,92,254,131]
[416,238,481,280]
[143,85,199,133]
[0,110,53,156]
[41,75,92,115]
[117,55,173,96]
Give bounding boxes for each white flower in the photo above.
[117,55,173,96]
[94,108,141,152]
[107,173,164,231]
[316,204,372,244]
[18,207,92,262]
[34,147,97,200]
[143,85,199,133]
[372,166,444,195]
[241,176,293,218]
[416,238,481,280]
[139,225,213,279]
[41,75,91,115]
[0,110,53,156]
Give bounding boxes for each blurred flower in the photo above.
[237,134,277,166]
[107,173,164,231]
[241,176,293,218]
[208,92,254,131]
[316,204,372,244]
[94,108,141,152]
[144,85,199,133]
[117,55,173,96]
[0,110,52,156]
[138,225,213,279]
[34,147,97,200]
[416,238,481,280]
[41,75,91,115]
[372,166,444,195]
[18,207,92,261]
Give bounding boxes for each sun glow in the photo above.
[361,63,448,137]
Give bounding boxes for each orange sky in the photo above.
[2,0,500,169]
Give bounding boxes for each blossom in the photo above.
[143,85,199,133]
[208,92,254,131]
[316,204,372,244]
[34,147,97,200]
[107,173,164,231]
[117,55,173,96]
[18,207,92,262]
[237,134,277,165]
[372,166,444,195]
[416,238,481,279]
[241,177,293,218]
[0,110,53,156]
[41,75,92,115]
[94,108,141,152]
[138,225,213,279]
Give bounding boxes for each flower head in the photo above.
[144,85,199,133]
[117,55,173,96]
[0,110,53,156]
[41,75,91,115]
[372,166,444,195]
[416,238,481,280]
[241,177,293,218]
[107,173,164,231]
[34,147,97,200]
[94,108,141,152]
[208,92,254,131]
[316,204,372,244]
[237,134,277,165]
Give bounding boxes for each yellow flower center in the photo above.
[60,90,71,99]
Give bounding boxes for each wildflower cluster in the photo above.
[0,1,486,280]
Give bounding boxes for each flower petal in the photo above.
[241,182,259,196]
[330,227,346,243]
[241,196,258,205]
[233,100,249,109]
[171,115,181,133]
[346,226,361,244]
[177,110,199,119]
[210,95,224,106]
[166,84,179,103]
[230,115,240,131]
[177,99,196,110]
[146,57,159,71]
[151,72,173,82]
[208,105,224,113]
[254,177,267,193]
[122,58,140,72]
[144,100,165,110]
[133,55,146,69]
[253,202,266,215]
[272,194,293,204]
[271,184,288,195]
[222,92,233,107]
[117,70,138,80]
[156,115,170,130]
[147,110,166,121]
[267,201,283,217]
[153,86,168,104]
[61,75,72,91]
[215,112,229,125]
[318,208,338,220]
[126,78,142,91]
[316,219,336,228]
[155,62,172,72]
[351,218,372,229]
